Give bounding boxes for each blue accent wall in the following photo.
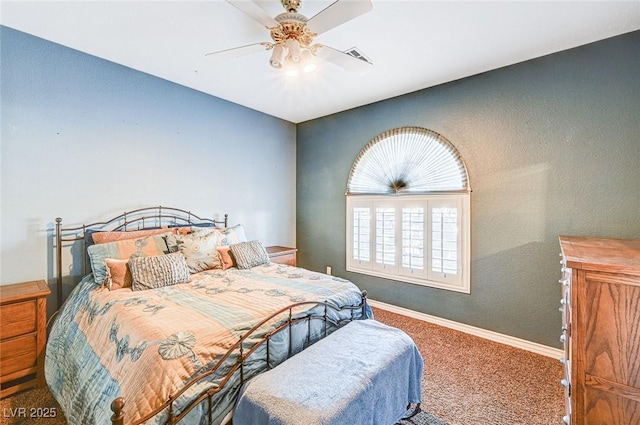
[1,26,296,305]
[296,30,640,347]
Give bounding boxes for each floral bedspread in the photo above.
[45,263,370,425]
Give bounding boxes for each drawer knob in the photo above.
[560,357,566,365]
[563,414,570,424]
[560,334,566,343]
[559,278,569,286]
[561,378,569,387]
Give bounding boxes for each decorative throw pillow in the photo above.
[129,252,191,291]
[216,224,247,246]
[217,246,236,270]
[230,240,270,270]
[178,231,224,273]
[181,226,219,238]
[104,258,133,290]
[92,228,175,244]
[164,228,221,254]
[87,234,170,285]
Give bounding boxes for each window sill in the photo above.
[346,265,470,294]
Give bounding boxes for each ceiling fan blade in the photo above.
[315,45,372,75]
[226,0,279,28]
[306,0,373,35]
[205,43,268,60]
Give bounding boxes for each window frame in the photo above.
[346,193,470,294]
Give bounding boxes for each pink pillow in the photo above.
[92,228,176,244]
[104,258,133,290]
[217,246,236,270]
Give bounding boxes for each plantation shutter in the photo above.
[400,205,425,278]
[375,206,396,271]
[352,206,371,263]
[428,198,461,284]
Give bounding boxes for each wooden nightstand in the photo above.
[0,280,51,398]
[266,246,298,267]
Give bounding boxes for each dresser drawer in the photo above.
[0,300,36,339]
[0,334,37,381]
[584,273,640,388]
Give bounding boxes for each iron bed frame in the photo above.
[53,206,369,425]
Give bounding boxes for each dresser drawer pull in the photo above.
[562,414,570,424]
[561,378,569,387]
[560,334,566,343]
[558,278,569,286]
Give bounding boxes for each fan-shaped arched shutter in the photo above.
[346,127,469,195]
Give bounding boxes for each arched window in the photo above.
[346,127,471,293]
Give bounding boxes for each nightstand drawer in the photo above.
[0,279,50,398]
[0,334,37,381]
[0,300,37,339]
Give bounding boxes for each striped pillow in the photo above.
[129,252,191,291]
[230,240,270,269]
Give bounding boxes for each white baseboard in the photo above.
[368,299,563,360]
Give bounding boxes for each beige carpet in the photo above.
[374,307,565,425]
[0,307,563,425]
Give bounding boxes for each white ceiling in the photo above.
[2,1,640,123]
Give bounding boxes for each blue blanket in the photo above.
[234,319,423,425]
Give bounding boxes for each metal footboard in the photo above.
[110,292,369,425]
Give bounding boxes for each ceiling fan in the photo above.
[206,0,374,77]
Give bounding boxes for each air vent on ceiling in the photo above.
[345,47,373,65]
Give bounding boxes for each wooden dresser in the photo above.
[266,246,298,267]
[0,280,51,398]
[559,236,640,425]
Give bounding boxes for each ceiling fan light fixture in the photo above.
[301,49,316,73]
[284,62,300,77]
[269,43,286,69]
[285,38,302,63]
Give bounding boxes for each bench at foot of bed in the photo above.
[233,319,423,425]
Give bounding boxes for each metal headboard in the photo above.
[55,206,228,309]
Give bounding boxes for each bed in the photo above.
[47,206,371,425]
